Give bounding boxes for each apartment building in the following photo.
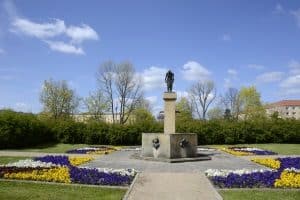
[266,100,300,120]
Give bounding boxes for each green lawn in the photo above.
[0,181,126,200]
[0,156,31,164]
[13,143,89,153]
[210,144,300,155]
[219,189,300,200]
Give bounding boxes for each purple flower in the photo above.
[69,167,133,186]
[34,155,71,166]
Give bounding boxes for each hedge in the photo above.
[0,110,299,149]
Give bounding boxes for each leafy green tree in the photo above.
[238,86,266,119]
[84,90,109,121]
[176,97,193,122]
[40,79,80,119]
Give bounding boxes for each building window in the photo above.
[293,106,295,109]
[286,106,289,109]
[286,112,289,115]
[293,112,296,115]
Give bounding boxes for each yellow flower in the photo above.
[4,167,71,183]
[222,148,253,156]
[275,171,300,188]
[251,158,280,169]
[69,157,93,166]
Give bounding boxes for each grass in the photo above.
[209,144,300,155]
[12,143,89,153]
[0,156,31,164]
[0,181,126,200]
[219,189,300,200]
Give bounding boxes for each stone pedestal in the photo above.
[163,92,176,134]
[140,91,210,162]
[142,133,198,159]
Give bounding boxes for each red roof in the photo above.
[269,100,300,107]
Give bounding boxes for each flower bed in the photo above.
[0,155,136,186]
[221,147,277,156]
[66,146,118,155]
[205,157,300,188]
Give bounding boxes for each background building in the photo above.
[266,100,300,120]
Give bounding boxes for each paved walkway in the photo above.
[0,150,100,158]
[82,150,269,172]
[125,172,222,200]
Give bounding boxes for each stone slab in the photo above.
[132,152,211,163]
[124,172,223,200]
[142,133,198,159]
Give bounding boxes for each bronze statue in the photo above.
[165,70,174,92]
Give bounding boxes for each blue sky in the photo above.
[0,0,300,114]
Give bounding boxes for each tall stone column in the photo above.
[163,92,177,134]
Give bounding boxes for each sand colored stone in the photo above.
[163,92,177,134]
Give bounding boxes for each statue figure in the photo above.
[165,70,174,92]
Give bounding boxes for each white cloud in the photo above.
[227,69,237,76]
[247,64,265,70]
[288,60,300,74]
[15,102,31,112]
[176,91,189,99]
[0,48,4,54]
[280,74,300,95]
[222,34,231,41]
[291,8,300,27]
[66,24,99,43]
[181,61,211,81]
[273,3,284,14]
[10,15,99,55]
[145,96,158,105]
[12,18,65,38]
[256,71,284,83]
[141,66,167,91]
[45,40,84,55]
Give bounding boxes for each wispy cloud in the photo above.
[256,71,284,83]
[181,61,211,81]
[45,40,84,55]
[227,69,237,76]
[247,64,265,70]
[15,102,31,112]
[221,34,231,41]
[0,48,4,54]
[140,66,167,91]
[288,60,300,74]
[5,1,99,55]
[291,8,300,27]
[273,3,285,14]
[279,74,300,95]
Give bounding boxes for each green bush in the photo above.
[0,110,54,148]
[0,110,299,148]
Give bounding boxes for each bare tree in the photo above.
[97,61,143,124]
[40,79,80,119]
[220,87,241,119]
[189,80,216,119]
[84,90,109,120]
[97,61,116,122]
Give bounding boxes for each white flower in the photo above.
[3,159,60,168]
[79,167,138,176]
[205,168,274,177]
[284,168,300,173]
